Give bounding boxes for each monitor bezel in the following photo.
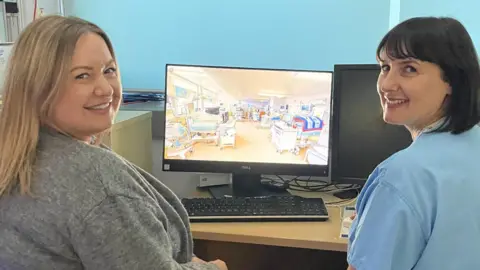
[161,63,334,177]
[330,64,380,184]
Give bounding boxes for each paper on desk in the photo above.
[340,206,356,239]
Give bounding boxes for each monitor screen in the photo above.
[162,64,333,176]
[331,65,412,184]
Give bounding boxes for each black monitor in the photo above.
[162,64,333,197]
[330,64,412,185]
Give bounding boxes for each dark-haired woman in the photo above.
[347,17,480,270]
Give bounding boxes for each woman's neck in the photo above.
[408,127,421,141]
[41,125,93,144]
[407,117,446,140]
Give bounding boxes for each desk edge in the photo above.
[192,231,347,252]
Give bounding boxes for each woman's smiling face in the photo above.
[376,50,451,132]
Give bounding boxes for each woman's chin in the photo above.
[383,114,407,126]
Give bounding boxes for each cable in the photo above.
[261,175,361,192]
[325,197,357,206]
[260,174,362,198]
[33,0,38,20]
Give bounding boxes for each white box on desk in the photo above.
[197,173,230,188]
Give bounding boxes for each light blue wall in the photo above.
[72,0,390,90]
[400,0,480,50]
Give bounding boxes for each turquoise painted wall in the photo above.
[400,0,480,50]
[72,0,391,89]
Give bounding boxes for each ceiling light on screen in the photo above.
[258,91,286,98]
[294,72,331,81]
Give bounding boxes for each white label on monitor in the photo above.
[164,164,170,170]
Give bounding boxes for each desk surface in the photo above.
[115,110,151,123]
[114,110,152,129]
[189,190,353,252]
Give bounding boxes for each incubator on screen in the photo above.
[163,65,332,166]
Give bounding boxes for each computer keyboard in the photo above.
[181,196,329,222]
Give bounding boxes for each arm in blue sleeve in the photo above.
[347,181,427,270]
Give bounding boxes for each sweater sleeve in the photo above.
[70,194,218,270]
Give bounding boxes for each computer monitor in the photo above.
[162,64,333,196]
[330,64,412,185]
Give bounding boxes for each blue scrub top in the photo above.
[347,125,480,270]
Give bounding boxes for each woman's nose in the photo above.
[94,77,114,96]
[379,72,400,93]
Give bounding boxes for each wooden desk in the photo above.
[103,111,153,173]
[189,190,352,270]
[191,204,347,252]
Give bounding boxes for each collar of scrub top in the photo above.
[418,117,447,136]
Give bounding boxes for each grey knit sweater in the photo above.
[0,128,218,270]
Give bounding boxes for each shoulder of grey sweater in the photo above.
[34,131,149,220]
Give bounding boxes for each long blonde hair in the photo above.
[0,15,117,196]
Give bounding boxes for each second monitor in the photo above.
[162,64,333,196]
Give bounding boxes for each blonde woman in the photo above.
[0,16,226,270]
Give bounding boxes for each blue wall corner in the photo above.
[389,0,401,29]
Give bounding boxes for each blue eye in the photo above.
[104,67,117,74]
[380,65,390,72]
[404,65,417,73]
[75,73,89,80]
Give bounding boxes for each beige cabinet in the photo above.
[103,111,153,173]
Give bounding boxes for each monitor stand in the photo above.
[207,173,291,198]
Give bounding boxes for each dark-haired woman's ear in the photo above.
[445,83,452,95]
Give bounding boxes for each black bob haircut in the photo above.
[377,16,480,134]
